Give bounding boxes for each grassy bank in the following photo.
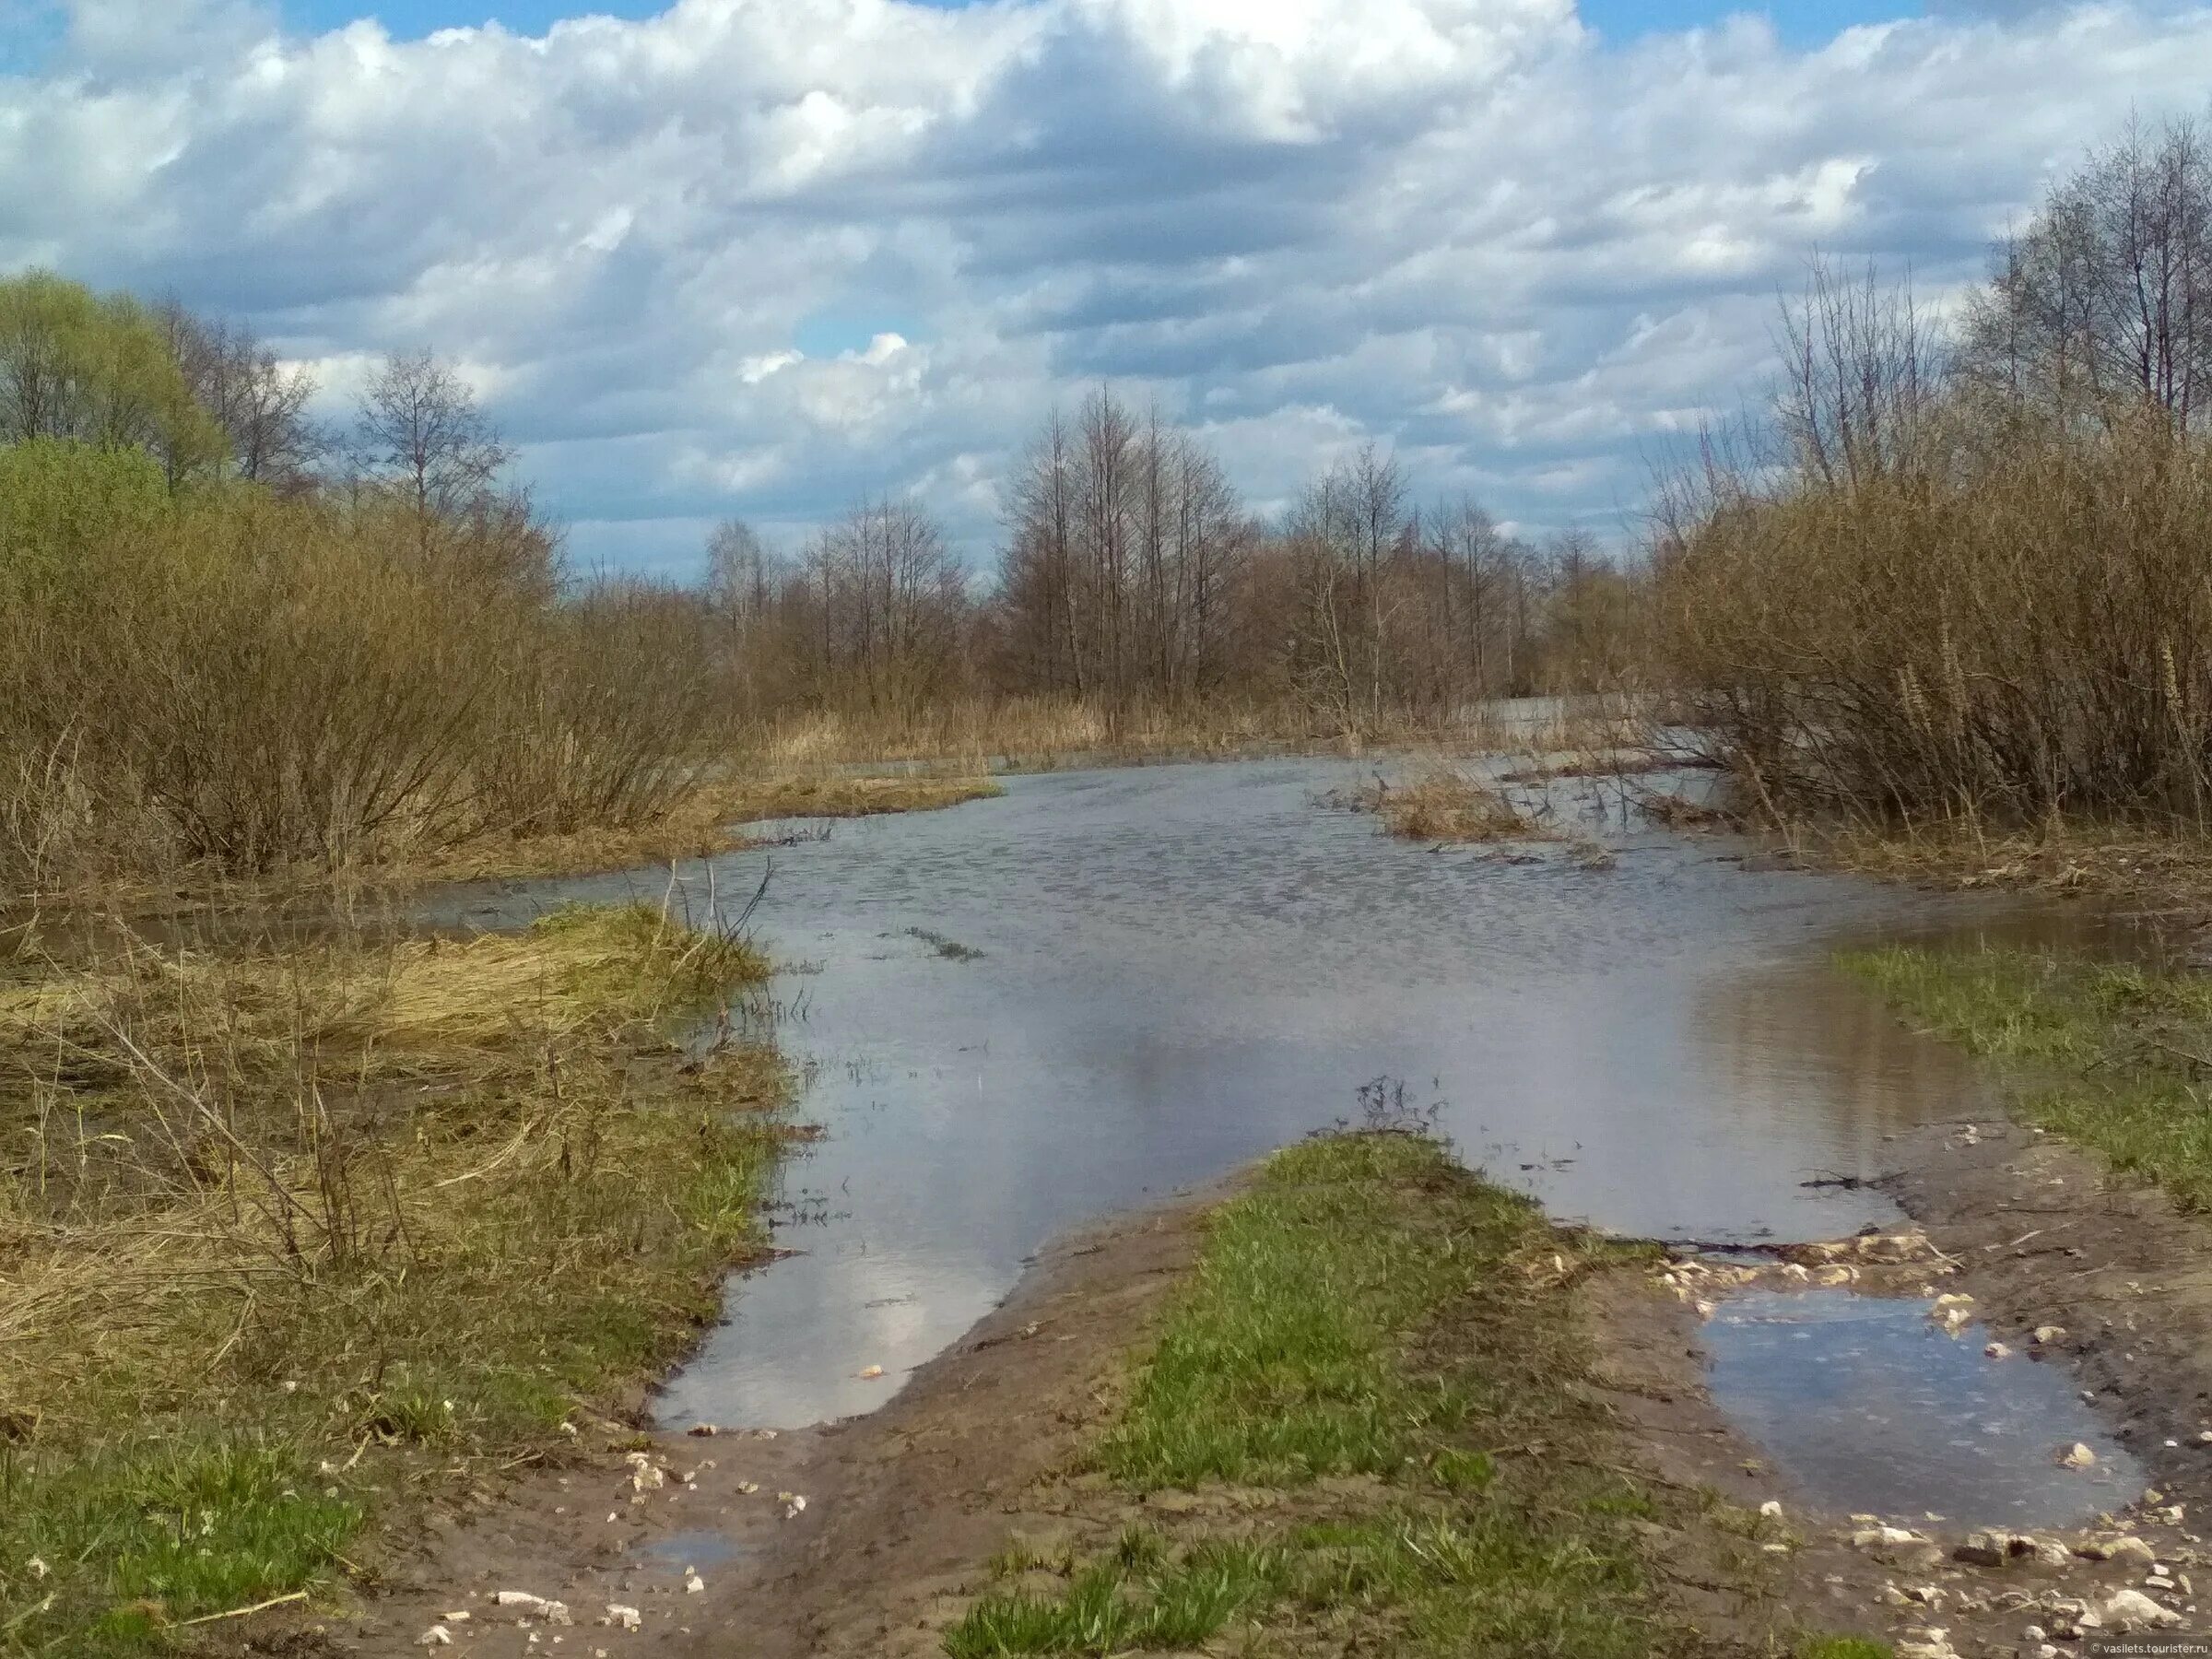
[0,902,787,1655]
[944,1130,1866,1658]
[744,697,1648,776]
[1807,821,2212,914]
[1842,944,2212,1210]
[409,770,1002,883]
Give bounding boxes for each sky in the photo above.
[3,0,2209,577]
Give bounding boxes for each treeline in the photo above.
[1662,112,2212,831]
[0,272,717,889]
[0,264,1644,893]
[707,392,1637,738]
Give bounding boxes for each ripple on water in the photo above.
[422,756,2127,1432]
[1702,1288,2143,1525]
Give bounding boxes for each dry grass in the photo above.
[1806,818,2212,912]
[0,902,763,1077]
[746,696,1315,771]
[1341,770,1558,844]
[0,900,786,1654]
[715,771,1003,822]
[406,770,1002,884]
[743,695,1655,780]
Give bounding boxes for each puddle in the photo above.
[428,754,2153,1484]
[627,1529,745,1574]
[1703,1288,2144,1524]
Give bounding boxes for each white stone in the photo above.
[2057,1441,2098,1468]
[417,1629,452,1648]
[496,1592,570,1624]
[603,1606,642,1632]
[2100,1588,2183,1633]
[1852,1525,1924,1549]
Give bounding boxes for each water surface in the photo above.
[1704,1288,2143,1523]
[441,758,2040,1428]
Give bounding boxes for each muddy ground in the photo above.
[217,1114,2212,1659]
[241,1192,1217,1659]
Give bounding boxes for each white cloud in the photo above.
[4,0,2210,572]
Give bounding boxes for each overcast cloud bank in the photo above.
[6,0,2211,571]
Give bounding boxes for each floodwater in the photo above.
[437,756,2143,1523]
[1703,1289,2145,1523]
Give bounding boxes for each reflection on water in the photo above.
[629,1529,745,1574]
[1704,1289,2142,1524]
[435,757,2047,1430]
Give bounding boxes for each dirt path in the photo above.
[274,1193,1215,1659]
[245,1113,2212,1659]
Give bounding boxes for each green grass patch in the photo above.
[0,904,787,1656]
[1098,1131,1555,1488]
[948,1129,1829,1659]
[1840,944,2212,1209]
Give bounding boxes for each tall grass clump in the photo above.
[1340,769,1555,844]
[1660,114,2212,841]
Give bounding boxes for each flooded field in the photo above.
[441,757,2141,1524]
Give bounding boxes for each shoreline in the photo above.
[267,1109,2212,1659]
[29,763,2212,1656]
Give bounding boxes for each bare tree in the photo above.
[1775,258,1947,486]
[356,349,513,521]
[997,392,1251,712]
[1285,444,1408,726]
[154,300,324,489]
[705,518,774,619]
[1429,496,1519,700]
[780,497,971,717]
[1961,112,2212,436]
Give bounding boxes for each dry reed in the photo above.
[0,900,784,1650]
[1340,770,1557,844]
